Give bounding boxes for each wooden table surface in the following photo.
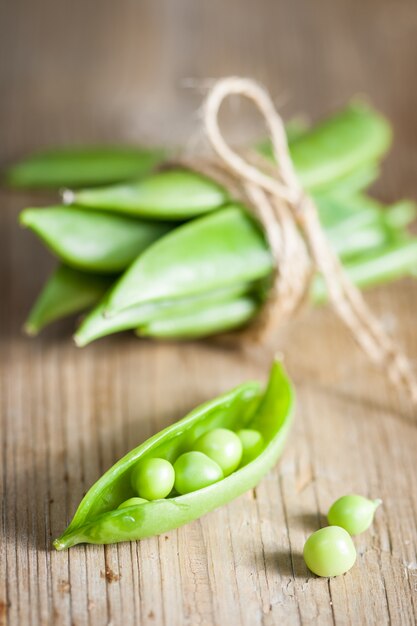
[1,1,417,624]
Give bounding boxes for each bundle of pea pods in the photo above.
[8,101,417,345]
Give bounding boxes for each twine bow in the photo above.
[195,77,417,403]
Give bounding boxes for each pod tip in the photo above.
[23,322,39,336]
[52,538,66,551]
[73,333,85,348]
[62,188,75,205]
[18,210,32,227]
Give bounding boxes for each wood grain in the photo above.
[1,1,417,624]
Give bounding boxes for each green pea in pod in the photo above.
[327,494,382,535]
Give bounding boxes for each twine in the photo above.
[186,77,417,403]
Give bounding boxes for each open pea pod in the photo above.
[106,205,273,315]
[53,359,294,549]
[25,264,113,335]
[5,146,166,189]
[20,206,171,274]
[65,169,230,220]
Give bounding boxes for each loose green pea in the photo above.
[327,494,382,535]
[117,497,148,509]
[131,458,175,500]
[303,526,357,577]
[236,429,264,465]
[174,451,223,494]
[193,428,242,476]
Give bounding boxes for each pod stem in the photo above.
[53,533,79,551]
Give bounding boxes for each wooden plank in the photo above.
[1,0,417,624]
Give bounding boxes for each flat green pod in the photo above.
[24,265,112,336]
[5,146,165,188]
[289,102,391,191]
[317,196,417,260]
[106,192,407,316]
[257,103,389,192]
[137,296,259,339]
[317,195,416,233]
[312,239,417,303]
[20,206,171,273]
[24,265,113,335]
[106,205,273,315]
[315,163,380,199]
[53,360,294,549]
[74,283,252,346]
[65,169,230,220]
[315,194,374,229]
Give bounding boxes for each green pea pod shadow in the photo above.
[54,359,294,549]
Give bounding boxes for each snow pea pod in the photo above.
[74,283,254,346]
[312,239,417,302]
[315,163,379,199]
[20,206,171,273]
[24,265,113,335]
[315,194,371,229]
[289,101,391,191]
[5,146,165,189]
[330,227,388,260]
[106,189,398,317]
[64,169,229,220]
[136,296,259,339]
[257,103,388,191]
[318,195,416,233]
[318,197,417,259]
[106,205,273,315]
[53,359,294,549]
